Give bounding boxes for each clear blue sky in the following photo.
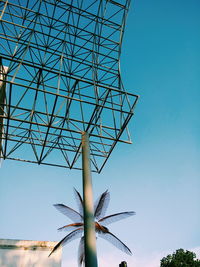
[1,0,200,266]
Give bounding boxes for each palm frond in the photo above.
[78,236,85,267]
[98,231,132,256]
[99,211,135,226]
[58,223,83,232]
[54,204,83,222]
[49,228,83,257]
[94,190,110,219]
[74,188,83,216]
[52,189,135,260]
[95,222,109,233]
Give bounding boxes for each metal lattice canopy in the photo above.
[0,0,138,173]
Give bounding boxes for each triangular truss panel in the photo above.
[0,0,138,172]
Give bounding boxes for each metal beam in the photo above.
[0,64,8,161]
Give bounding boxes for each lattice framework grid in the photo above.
[0,0,138,172]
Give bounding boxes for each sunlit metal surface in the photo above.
[0,0,138,172]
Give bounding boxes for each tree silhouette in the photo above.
[160,249,200,267]
[49,188,135,266]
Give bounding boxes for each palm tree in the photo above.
[49,188,135,266]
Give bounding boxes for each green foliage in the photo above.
[160,249,200,267]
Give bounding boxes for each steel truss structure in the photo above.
[0,0,138,172]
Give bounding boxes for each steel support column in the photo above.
[0,65,8,159]
[82,132,98,267]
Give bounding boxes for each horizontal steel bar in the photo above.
[1,135,108,158]
[1,56,138,97]
[1,123,113,148]
[2,115,133,144]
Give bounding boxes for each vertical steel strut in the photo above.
[82,132,98,267]
[0,64,8,161]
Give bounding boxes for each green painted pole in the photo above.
[82,132,98,267]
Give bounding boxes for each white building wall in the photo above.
[0,239,62,267]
